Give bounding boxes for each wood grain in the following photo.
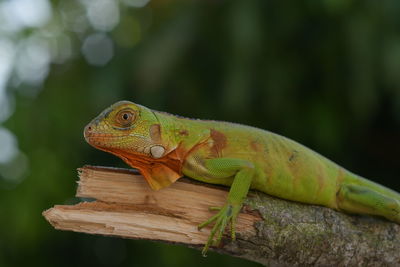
[43,166,260,245]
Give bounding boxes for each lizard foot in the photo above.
[198,203,241,256]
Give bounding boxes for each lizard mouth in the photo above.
[84,123,152,156]
[84,124,123,148]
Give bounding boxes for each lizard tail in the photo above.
[337,172,400,224]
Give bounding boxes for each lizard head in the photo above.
[84,101,183,190]
[84,100,168,160]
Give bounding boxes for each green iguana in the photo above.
[84,101,400,255]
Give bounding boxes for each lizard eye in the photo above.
[122,113,129,120]
[115,109,136,128]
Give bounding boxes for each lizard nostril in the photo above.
[84,125,93,139]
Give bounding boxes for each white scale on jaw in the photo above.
[150,145,165,158]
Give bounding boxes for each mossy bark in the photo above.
[220,191,400,266]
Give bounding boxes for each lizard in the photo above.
[84,100,400,255]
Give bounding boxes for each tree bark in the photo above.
[43,166,400,266]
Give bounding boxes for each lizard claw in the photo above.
[208,206,222,211]
[198,203,241,256]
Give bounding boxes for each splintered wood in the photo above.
[43,166,261,245]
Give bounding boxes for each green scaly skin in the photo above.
[84,101,400,256]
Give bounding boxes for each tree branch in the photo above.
[43,166,400,266]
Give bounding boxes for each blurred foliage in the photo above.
[1,0,400,266]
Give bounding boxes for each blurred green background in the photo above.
[1,0,400,266]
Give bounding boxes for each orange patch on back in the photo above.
[178,129,189,136]
[210,129,227,156]
[250,140,263,152]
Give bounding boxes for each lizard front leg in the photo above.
[193,158,256,256]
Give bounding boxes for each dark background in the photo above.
[1,0,400,266]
